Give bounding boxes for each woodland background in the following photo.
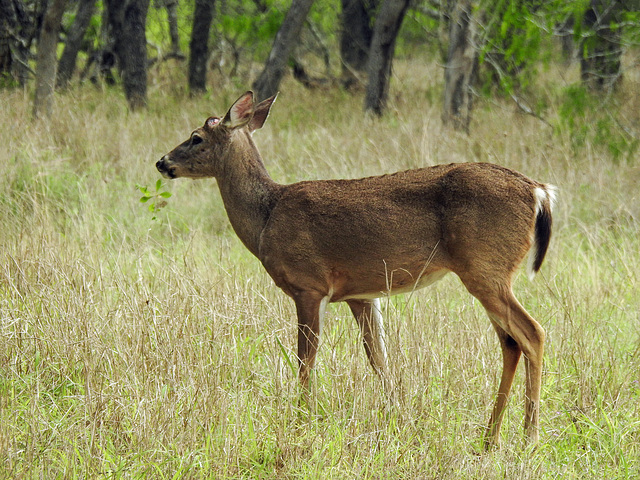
[2,0,640,133]
[1,0,640,478]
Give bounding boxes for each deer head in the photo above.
[156,91,277,179]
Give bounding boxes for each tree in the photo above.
[580,0,625,91]
[339,0,378,89]
[442,0,478,132]
[165,0,181,56]
[0,0,34,87]
[33,0,67,118]
[105,0,151,109]
[253,0,315,101]
[57,0,97,88]
[188,0,216,94]
[364,0,410,115]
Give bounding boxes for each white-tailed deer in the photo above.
[156,91,556,448]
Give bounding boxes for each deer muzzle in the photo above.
[156,156,176,179]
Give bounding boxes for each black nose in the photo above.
[156,157,176,178]
[156,157,171,173]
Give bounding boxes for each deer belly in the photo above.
[338,269,450,301]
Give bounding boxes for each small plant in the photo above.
[136,179,172,221]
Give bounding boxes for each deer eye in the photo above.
[191,133,203,146]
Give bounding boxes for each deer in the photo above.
[156,91,556,448]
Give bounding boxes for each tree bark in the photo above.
[165,0,181,55]
[339,0,377,88]
[580,0,624,91]
[106,0,151,109]
[57,0,97,88]
[442,0,477,133]
[0,0,32,86]
[558,17,575,64]
[122,0,150,109]
[188,0,216,94]
[364,0,410,115]
[252,0,315,101]
[32,0,67,119]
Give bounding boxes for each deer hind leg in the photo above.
[485,319,522,448]
[459,276,545,446]
[346,298,395,399]
[347,298,388,375]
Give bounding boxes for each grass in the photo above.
[1,56,640,478]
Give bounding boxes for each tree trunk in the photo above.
[0,0,32,86]
[188,0,216,94]
[106,0,151,109]
[252,0,315,101]
[339,0,377,89]
[57,0,97,88]
[580,0,624,91]
[121,0,150,109]
[442,0,477,133]
[166,0,181,55]
[364,0,410,115]
[32,0,67,119]
[558,17,575,64]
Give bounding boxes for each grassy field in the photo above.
[1,57,639,478]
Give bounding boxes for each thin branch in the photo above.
[481,54,552,128]
[510,93,552,128]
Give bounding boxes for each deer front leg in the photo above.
[293,292,326,390]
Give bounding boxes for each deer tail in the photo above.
[528,184,557,280]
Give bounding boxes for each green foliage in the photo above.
[0,72,20,88]
[478,0,549,95]
[146,0,193,52]
[308,0,342,47]
[217,4,285,61]
[621,9,640,44]
[137,179,172,221]
[556,85,639,162]
[398,7,441,57]
[566,0,640,44]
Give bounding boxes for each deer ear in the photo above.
[248,93,277,133]
[222,91,254,128]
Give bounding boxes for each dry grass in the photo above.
[1,56,639,478]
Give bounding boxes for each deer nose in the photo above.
[156,155,171,170]
[156,156,174,178]
[156,155,176,178]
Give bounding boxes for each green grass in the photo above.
[1,57,640,478]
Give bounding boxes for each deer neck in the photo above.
[216,132,280,258]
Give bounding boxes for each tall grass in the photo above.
[1,57,639,478]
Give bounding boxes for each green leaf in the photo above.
[159,191,172,198]
[275,335,296,376]
[140,196,151,203]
